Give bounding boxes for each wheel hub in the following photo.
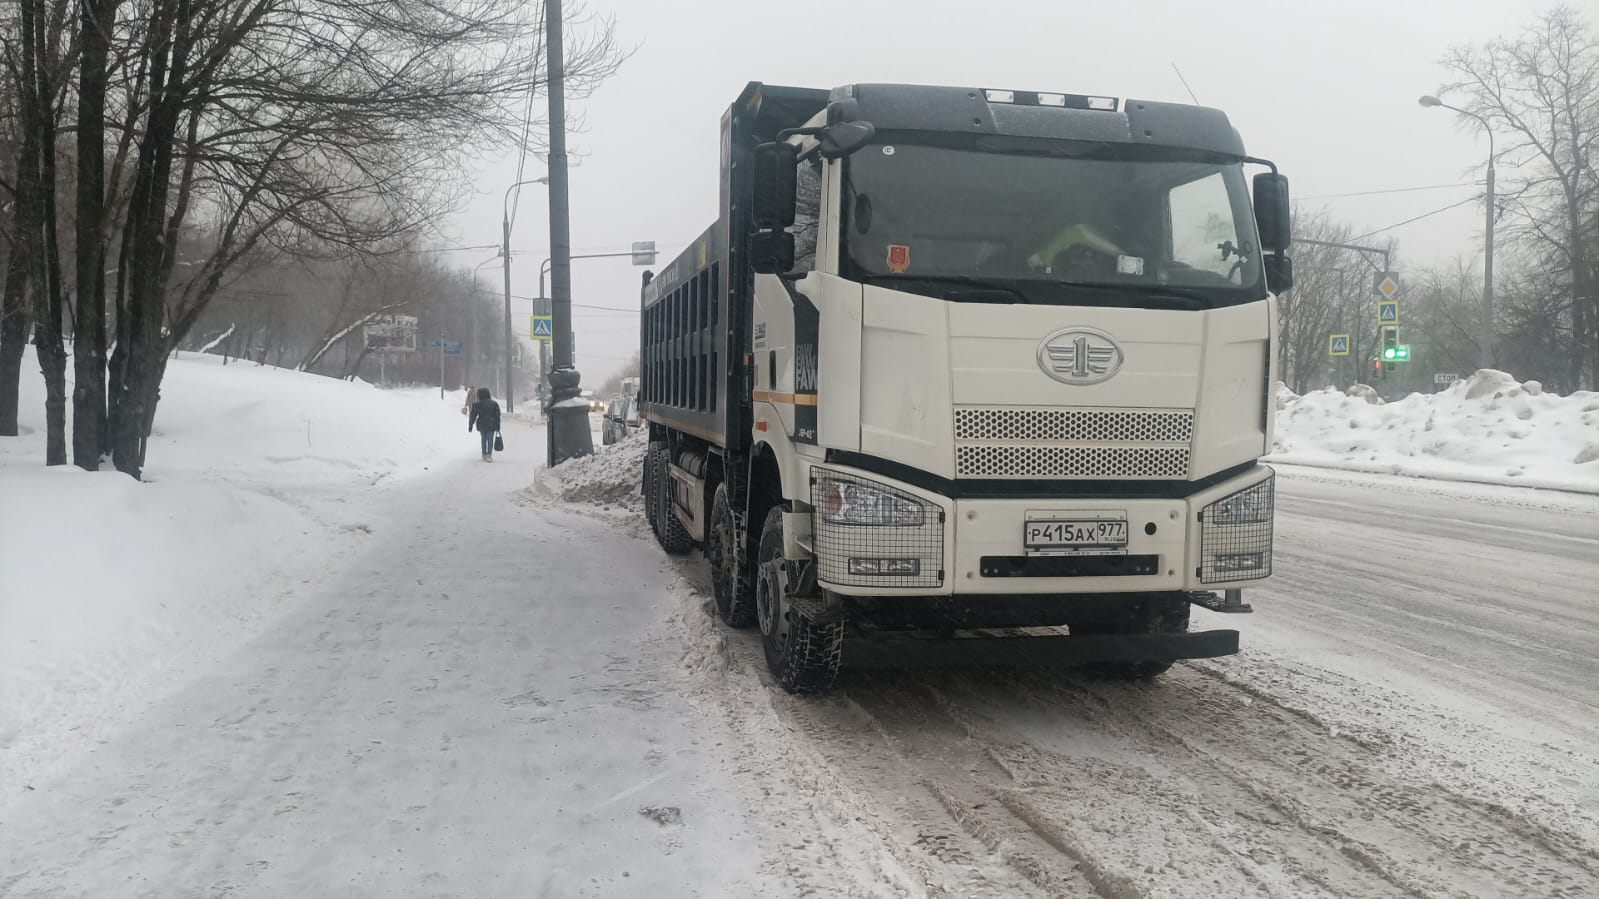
[757,559,791,645]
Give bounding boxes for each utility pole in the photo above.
[439,331,445,399]
[1420,95,1495,370]
[544,0,593,465]
[499,178,548,412]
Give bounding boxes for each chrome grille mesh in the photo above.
[954,406,1193,479]
[955,408,1193,443]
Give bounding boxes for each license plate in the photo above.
[1024,519,1128,549]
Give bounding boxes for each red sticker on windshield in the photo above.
[887,244,911,273]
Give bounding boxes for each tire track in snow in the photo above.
[1016,667,1599,898]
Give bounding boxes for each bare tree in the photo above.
[1437,5,1599,386]
[96,0,625,477]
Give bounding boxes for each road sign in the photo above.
[364,314,417,352]
[1374,272,1401,300]
[1328,334,1350,357]
[441,340,462,355]
[1434,372,1459,385]
[1378,300,1399,325]
[530,315,553,341]
[631,241,658,266]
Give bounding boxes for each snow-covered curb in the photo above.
[1272,370,1599,495]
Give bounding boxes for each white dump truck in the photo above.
[638,82,1292,693]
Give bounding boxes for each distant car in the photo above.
[588,397,605,413]
[601,396,641,446]
[601,400,626,445]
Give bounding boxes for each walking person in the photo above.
[468,387,502,462]
[461,385,476,416]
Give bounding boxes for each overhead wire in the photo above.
[1299,182,1481,201]
[506,1,544,231]
[1348,194,1484,242]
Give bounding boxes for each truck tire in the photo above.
[644,442,664,538]
[655,449,693,555]
[707,484,756,628]
[755,506,843,694]
[1081,593,1190,680]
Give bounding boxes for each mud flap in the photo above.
[841,629,1239,671]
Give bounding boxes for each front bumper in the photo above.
[805,461,1275,597]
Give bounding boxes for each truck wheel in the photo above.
[755,506,843,694]
[1082,594,1190,680]
[644,442,664,537]
[655,449,693,555]
[707,484,756,627]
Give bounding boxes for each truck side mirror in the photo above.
[1252,172,1291,252]
[818,121,875,160]
[1264,253,1293,294]
[753,142,798,230]
[750,231,795,275]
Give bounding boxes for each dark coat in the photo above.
[469,398,501,434]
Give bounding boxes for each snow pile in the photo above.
[0,350,466,786]
[1271,370,1599,493]
[548,427,647,505]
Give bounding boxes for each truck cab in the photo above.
[640,83,1293,693]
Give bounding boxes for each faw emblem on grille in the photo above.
[1037,328,1124,385]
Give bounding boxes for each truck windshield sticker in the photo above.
[887,244,911,273]
[1117,254,1145,276]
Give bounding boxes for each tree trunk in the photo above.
[72,0,119,469]
[111,0,189,479]
[24,0,69,467]
[0,251,29,437]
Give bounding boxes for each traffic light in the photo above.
[1381,326,1399,361]
[1393,345,1410,361]
[1372,358,1384,381]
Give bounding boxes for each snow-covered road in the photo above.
[5,437,1596,898]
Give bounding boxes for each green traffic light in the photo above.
[1383,348,1397,360]
[1395,346,1410,361]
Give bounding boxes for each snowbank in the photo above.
[1271,370,1599,493]
[544,427,647,505]
[0,351,467,786]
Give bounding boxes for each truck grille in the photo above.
[954,406,1193,479]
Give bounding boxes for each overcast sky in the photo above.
[441,0,1554,387]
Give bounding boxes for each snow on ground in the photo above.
[1271,369,1599,493]
[0,351,469,788]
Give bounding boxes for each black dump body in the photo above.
[638,82,1246,453]
[639,83,828,452]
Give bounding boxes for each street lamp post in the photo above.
[1420,94,1495,370]
[501,177,548,413]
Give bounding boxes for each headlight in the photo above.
[1199,472,1275,584]
[1206,478,1273,525]
[816,477,924,527]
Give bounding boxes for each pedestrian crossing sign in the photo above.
[530,315,553,342]
[1378,301,1399,325]
[1329,334,1350,357]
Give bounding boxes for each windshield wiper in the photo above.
[861,274,1028,303]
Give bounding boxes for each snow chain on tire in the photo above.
[708,484,756,627]
[757,506,844,694]
[644,442,664,539]
[655,447,693,556]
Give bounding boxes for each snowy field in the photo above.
[0,351,467,788]
[1272,369,1599,493]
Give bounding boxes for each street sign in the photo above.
[530,315,553,341]
[364,314,417,352]
[1328,334,1350,357]
[1374,272,1401,300]
[1434,372,1458,385]
[1378,300,1399,325]
[631,241,657,266]
[441,340,462,355]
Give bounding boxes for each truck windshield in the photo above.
[838,134,1266,309]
